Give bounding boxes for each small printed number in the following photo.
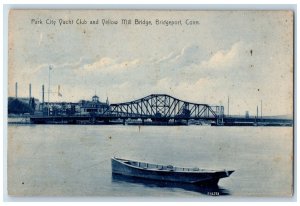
[207,192,219,196]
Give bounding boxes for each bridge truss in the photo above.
[104,94,224,122]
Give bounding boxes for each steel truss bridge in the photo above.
[30,94,225,125]
[105,94,224,123]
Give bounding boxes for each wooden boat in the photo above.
[111,157,234,185]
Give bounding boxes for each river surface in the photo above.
[7,125,293,197]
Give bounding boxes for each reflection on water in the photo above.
[112,173,231,196]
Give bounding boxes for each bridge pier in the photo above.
[216,117,224,126]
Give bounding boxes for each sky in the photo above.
[8,10,293,116]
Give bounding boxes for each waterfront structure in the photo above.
[7,93,292,126]
[79,95,110,114]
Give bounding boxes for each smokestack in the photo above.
[15,82,18,98]
[42,85,45,103]
[29,83,32,99]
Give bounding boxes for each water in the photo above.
[7,125,293,197]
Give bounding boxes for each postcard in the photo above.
[7,10,293,197]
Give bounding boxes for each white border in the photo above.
[1,1,298,204]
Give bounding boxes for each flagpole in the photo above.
[48,65,51,116]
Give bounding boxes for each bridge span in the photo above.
[105,94,224,121]
[29,94,292,126]
[30,94,225,125]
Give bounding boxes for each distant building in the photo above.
[37,101,79,116]
[245,111,249,118]
[18,97,40,110]
[79,95,109,114]
[8,97,40,114]
[9,95,110,116]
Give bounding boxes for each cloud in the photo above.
[147,42,243,86]
[82,57,114,70]
[199,42,240,69]
[171,46,187,62]
[76,57,140,74]
[155,52,175,64]
[153,45,207,67]
[24,57,84,77]
[54,57,84,69]
[153,77,220,104]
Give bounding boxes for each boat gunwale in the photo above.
[112,157,231,174]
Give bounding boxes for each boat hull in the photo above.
[111,158,233,185]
